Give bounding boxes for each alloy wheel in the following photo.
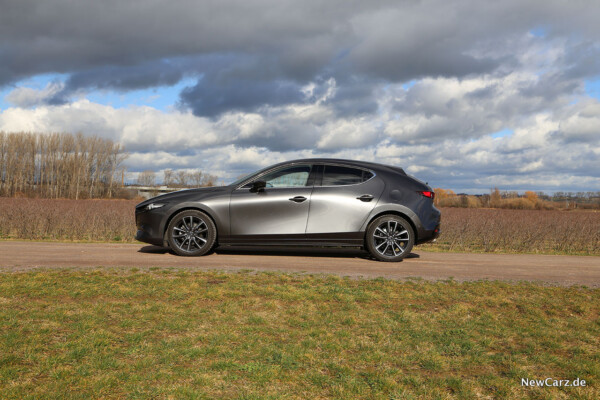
[172,215,208,252]
[373,220,410,257]
[366,215,414,262]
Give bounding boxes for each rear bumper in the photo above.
[416,223,441,245]
[415,204,441,244]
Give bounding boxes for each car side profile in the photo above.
[135,159,441,261]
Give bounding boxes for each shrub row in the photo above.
[1,198,598,255]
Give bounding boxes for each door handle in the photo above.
[289,196,307,203]
[356,194,374,202]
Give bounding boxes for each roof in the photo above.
[281,158,406,175]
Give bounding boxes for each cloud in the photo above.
[1,0,600,191]
[2,1,600,107]
[554,100,600,143]
[4,82,66,107]
[1,89,598,192]
[179,77,305,117]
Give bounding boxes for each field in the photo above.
[0,198,135,243]
[1,197,599,255]
[420,207,600,255]
[0,269,598,399]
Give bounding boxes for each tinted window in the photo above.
[322,165,370,186]
[251,165,311,188]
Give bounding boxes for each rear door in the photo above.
[306,164,385,234]
[230,164,315,235]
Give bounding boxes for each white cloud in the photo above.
[556,100,600,143]
[4,82,64,107]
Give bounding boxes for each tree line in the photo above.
[435,187,600,210]
[136,169,218,187]
[0,132,126,199]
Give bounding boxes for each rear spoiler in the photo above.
[388,166,407,175]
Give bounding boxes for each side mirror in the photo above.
[249,180,267,193]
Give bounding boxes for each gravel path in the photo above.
[1,241,599,286]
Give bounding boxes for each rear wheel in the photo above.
[366,215,414,262]
[167,210,216,256]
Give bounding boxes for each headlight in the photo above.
[145,203,165,211]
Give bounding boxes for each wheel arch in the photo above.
[161,205,219,247]
[364,210,419,244]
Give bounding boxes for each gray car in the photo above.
[135,158,441,261]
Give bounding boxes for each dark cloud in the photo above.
[320,77,381,116]
[65,60,184,92]
[352,45,503,82]
[179,76,305,117]
[558,42,600,81]
[2,0,599,110]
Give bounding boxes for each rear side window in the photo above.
[322,165,373,186]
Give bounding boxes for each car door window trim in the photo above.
[316,163,376,187]
[235,163,314,190]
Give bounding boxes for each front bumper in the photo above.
[135,208,167,246]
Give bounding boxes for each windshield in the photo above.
[227,165,272,187]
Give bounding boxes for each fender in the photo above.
[160,196,231,244]
[360,203,424,239]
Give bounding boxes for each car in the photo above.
[135,158,441,261]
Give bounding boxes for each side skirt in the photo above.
[219,232,364,247]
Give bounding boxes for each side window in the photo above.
[322,165,371,186]
[248,165,312,188]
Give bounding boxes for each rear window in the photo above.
[322,165,373,186]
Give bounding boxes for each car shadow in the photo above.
[215,246,371,259]
[138,245,420,261]
[138,245,171,254]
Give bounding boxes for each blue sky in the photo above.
[586,79,600,100]
[0,74,196,112]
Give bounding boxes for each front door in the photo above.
[230,164,314,235]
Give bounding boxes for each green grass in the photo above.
[1,269,599,399]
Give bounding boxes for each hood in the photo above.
[135,186,228,208]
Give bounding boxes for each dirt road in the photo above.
[1,241,599,286]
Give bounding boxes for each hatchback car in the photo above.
[135,159,440,261]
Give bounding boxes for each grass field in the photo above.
[1,269,599,399]
[0,197,599,255]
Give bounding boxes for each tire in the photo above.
[166,210,217,256]
[365,214,415,262]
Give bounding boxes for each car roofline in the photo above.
[230,158,407,189]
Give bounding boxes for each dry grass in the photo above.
[424,208,600,255]
[1,198,599,255]
[0,197,137,242]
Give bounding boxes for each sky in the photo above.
[1,0,599,193]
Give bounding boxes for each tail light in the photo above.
[418,191,435,199]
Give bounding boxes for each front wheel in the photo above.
[365,215,415,262]
[166,210,217,256]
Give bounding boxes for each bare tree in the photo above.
[0,131,128,199]
[0,132,6,195]
[163,169,174,187]
[176,170,189,187]
[189,171,203,187]
[202,173,217,187]
[136,170,156,187]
